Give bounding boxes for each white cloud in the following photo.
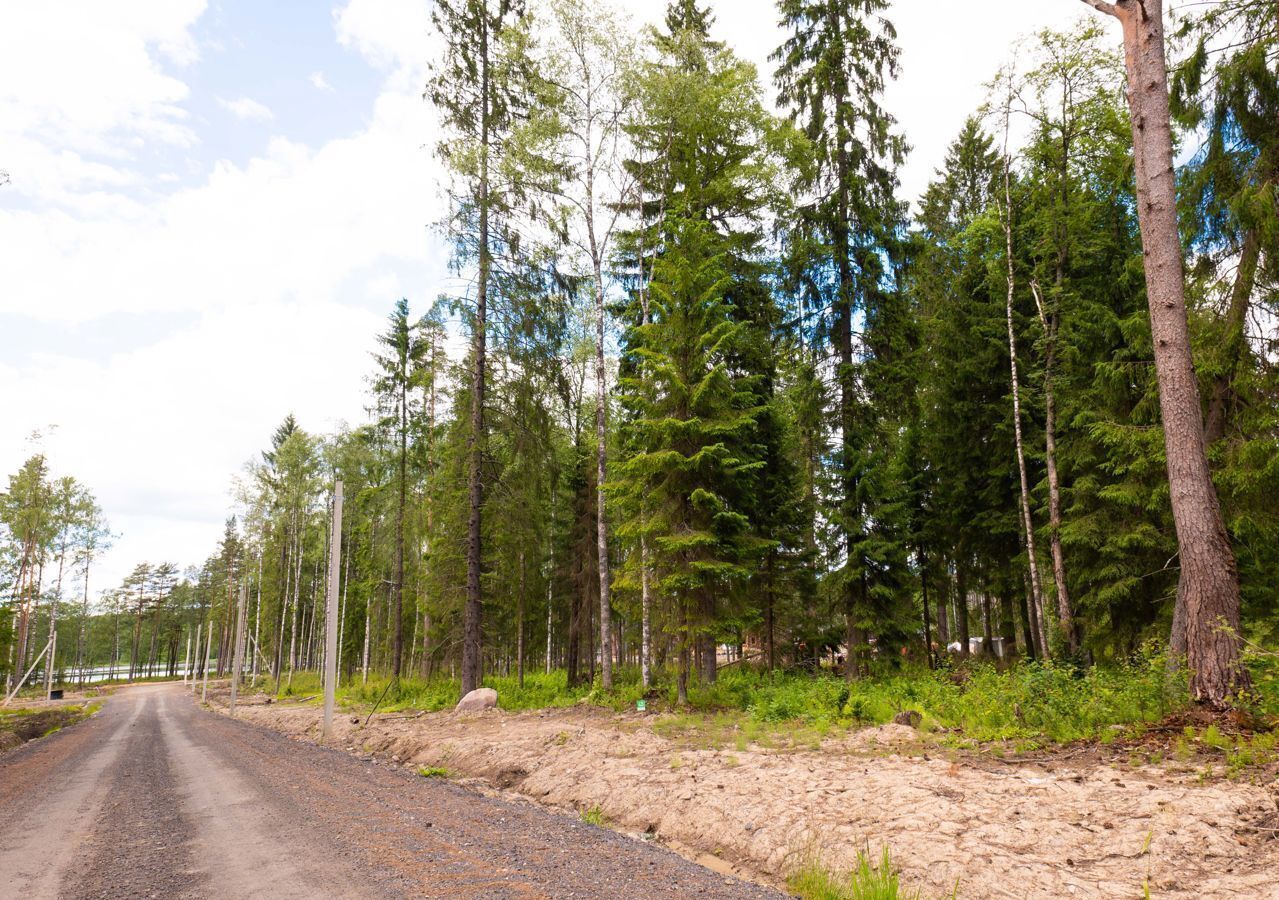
[310,71,334,92]
[0,0,1121,593]
[0,0,452,589]
[0,0,205,205]
[217,96,275,121]
[335,0,432,73]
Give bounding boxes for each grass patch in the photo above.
[578,805,607,827]
[261,645,1279,750]
[788,847,922,900]
[0,704,94,751]
[416,766,450,778]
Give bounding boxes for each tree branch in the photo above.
[1078,0,1117,14]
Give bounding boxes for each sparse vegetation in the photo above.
[578,805,607,827]
[788,848,922,900]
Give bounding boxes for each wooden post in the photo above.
[2,635,52,707]
[229,583,247,717]
[323,481,344,741]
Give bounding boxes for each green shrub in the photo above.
[579,805,607,826]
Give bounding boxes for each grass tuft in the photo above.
[788,847,921,900]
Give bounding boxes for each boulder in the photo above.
[455,687,498,714]
[891,709,922,728]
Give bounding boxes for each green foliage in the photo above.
[578,805,607,826]
[416,766,451,778]
[264,648,1262,750]
[788,847,920,900]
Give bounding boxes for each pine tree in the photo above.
[1082,0,1250,706]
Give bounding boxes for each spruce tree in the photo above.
[615,213,765,704]
[371,298,424,679]
[773,0,908,675]
[429,0,531,696]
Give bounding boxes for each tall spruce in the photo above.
[372,298,424,679]
[773,0,908,675]
[429,0,530,696]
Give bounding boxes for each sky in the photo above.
[0,0,1097,593]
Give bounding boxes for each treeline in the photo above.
[0,453,111,692]
[10,0,1275,707]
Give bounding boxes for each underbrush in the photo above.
[263,647,1278,748]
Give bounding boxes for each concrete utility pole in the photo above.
[201,625,213,704]
[229,583,247,717]
[43,623,58,701]
[44,589,60,701]
[191,622,202,695]
[322,481,344,741]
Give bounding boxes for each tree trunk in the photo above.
[1000,101,1050,658]
[1204,227,1261,444]
[1082,0,1248,707]
[462,15,491,699]
[393,378,407,679]
[920,551,933,668]
[587,166,614,693]
[1031,281,1078,655]
[517,551,526,689]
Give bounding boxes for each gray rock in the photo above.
[455,687,498,714]
[891,709,922,728]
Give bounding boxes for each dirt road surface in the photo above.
[0,684,783,899]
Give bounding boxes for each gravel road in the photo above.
[0,684,784,899]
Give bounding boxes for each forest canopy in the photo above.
[4,0,1277,714]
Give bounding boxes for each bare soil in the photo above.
[0,684,782,899]
[231,694,1279,899]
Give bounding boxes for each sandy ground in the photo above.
[229,695,1279,900]
[0,684,780,899]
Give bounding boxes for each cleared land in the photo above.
[228,691,1279,899]
[0,683,780,899]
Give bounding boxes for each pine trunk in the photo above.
[1084,0,1249,706]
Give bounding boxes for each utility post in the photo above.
[191,622,202,695]
[201,625,213,704]
[43,623,58,702]
[229,583,247,717]
[322,481,344,741]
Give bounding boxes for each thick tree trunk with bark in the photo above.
[1081,0,1249,707]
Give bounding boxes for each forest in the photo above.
[3,0,1277,719]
